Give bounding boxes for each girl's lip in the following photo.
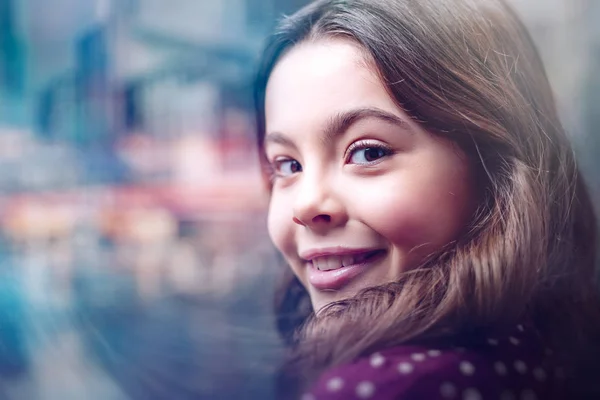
[306,250,386,291]
[300,247,382,261]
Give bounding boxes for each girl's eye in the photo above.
[348,144,392,164]
[273,158,302,177]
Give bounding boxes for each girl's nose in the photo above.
[292,174,348,232]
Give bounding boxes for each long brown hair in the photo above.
[254,0,600,396]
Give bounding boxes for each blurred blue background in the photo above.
[0,0,597,399]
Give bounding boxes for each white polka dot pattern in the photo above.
[520,389,538,400]
[462,387,482,400]
[326,377,344,392]
[310,325,556,400]
[459,361,475,376]
[514,360,528,375]
[440,382,457,398]
[532,367,546,382]
[355,381,375,398]
[397,362,414,374]
[369,353,385,368]
[494,361,508,376]
[428,349,442,357]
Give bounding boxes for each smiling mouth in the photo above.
[311,250,385,271]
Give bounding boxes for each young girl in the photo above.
[254,0,600,398]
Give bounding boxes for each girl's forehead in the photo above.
[264,39,398,134]
[266,39,371,99]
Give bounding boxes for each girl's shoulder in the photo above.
[305,325,565,400]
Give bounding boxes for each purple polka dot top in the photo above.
[304,324,565,400]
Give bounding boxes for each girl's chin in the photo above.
[309,281,381,313]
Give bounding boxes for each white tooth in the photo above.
[313,256,344,271]
[313,258,325,270]
[342,255,355,267]
[326,256,342,270]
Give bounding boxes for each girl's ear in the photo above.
[274,266,312,347]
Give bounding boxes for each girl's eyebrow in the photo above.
[322,107,412,144]
[264,107,411,148]
[264,131,297,150]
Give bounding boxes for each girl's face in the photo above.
[264,39,474,311]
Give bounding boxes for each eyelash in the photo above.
[345,140,394,165]
[267,140,393,181]
[266,158,301,181]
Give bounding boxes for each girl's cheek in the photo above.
[355,181,451,246]
[369,201,429,244]
[267,195,294,255]
[266,203,282,250]
[375,187,471,250]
